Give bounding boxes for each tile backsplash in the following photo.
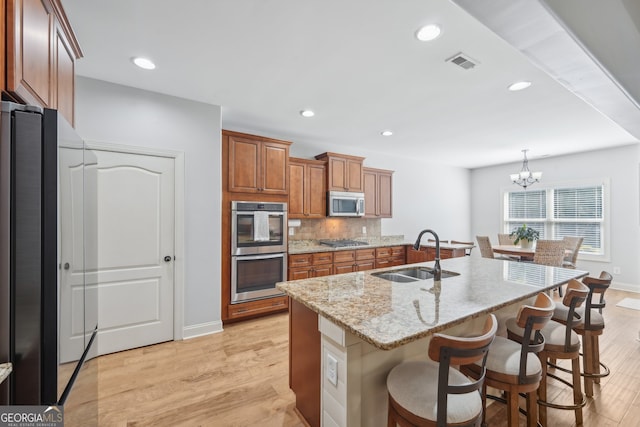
[289,218,381,240]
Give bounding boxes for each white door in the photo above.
[60,147,175,361]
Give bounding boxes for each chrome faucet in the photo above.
[413,229,441,281]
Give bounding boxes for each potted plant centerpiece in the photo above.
[510,224,540,249]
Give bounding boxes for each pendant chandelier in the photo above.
[510,149,542,189]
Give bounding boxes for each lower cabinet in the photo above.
[226,295,289,320]
[375,246,406,268]
[405,245,467,264]
[288,252,334,280]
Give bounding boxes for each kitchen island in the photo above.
[277,256,588,427]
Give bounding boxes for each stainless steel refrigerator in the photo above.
[0,102,97,405]
[0,102,59,405]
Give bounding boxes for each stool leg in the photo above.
[526,391,538,427]
[538,353,548,427]
[583,335,594,397]
[481,381,488,427]
[507,391,519,427]
[572,356,584,425]
[593,335,601,384]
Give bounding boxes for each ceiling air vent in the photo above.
[446,52,478,70]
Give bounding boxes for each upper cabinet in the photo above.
[225,130,291,195]
[5,0,82,126]
[315,152,364,193]
[289,157,326,219]
[363,167,393,218]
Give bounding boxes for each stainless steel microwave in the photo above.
[327,191,365,217]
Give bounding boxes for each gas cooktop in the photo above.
[319,239,369,248]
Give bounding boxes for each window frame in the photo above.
[501,178,610,262]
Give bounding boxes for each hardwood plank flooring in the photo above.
[62,289,640,426]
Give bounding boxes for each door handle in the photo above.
[164,256,172,262]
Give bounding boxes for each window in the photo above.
[504,182,607,258]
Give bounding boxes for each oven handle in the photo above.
[235,253,285,261]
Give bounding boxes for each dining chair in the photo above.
[476,236,509,260]
[533,240,565,267]
[386,314,497,427]
[508,280,589,426]
[498,233,516,245]
[451,240,473,256]
[552,271,612,397]
[562,236,583,268]
[461,293,555,427]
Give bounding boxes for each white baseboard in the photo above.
[611,281,640,294]
[182,320,223,340]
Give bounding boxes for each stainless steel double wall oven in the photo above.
[231,201,287,303]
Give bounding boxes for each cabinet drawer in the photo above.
[289,253,312,268]
[333,250,355,263]
[390,246,405,257]
[333,261,355,275]
[356,248,376,260]
[228,296,288,319]
[288,267,312,280]
[312,252,333,265]
[375,247,392,258]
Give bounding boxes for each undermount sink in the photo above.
[371,266,460,283]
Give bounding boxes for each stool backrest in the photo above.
[582,271,612,328]
[560,279,590,351]
[428,314,498,427]
[498,233,516,245]
[513,292,555,383]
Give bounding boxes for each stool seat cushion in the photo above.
[506,318,580,347]
[553,306,604,328]
[481,335,542,376]
[387,360,482,424]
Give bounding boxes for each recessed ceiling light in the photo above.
[508,81,532,91]
[415,24,441,42]
[132,57,156,70]
[381,130,393,136]
[300,110,315,118]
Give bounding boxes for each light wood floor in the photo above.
[62,288,640,426]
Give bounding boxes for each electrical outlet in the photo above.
[288,227,294,236]
[326,354,338,386]
[613,266,621,275]
[362,226,367,234]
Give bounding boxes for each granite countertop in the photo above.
[0,363,12,384]
[288,236,475,255]
[277,256,587,350]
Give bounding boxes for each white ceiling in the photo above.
[60,0,640,169]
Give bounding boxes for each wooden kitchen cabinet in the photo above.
[5,0,82,125]
[363,167,393,218]
[315,152,364,192]
[289,158,326,219]
[226,130,291,195]
[288,252,333,280]
[226,295,288,320]
[375,246,405,269]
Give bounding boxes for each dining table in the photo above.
[493,244,571,262]
[492,244,535,260]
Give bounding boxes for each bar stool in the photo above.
[508,279,589,426]
[552,271,612,397]
[461,293,555,427]
[386,314,497,427]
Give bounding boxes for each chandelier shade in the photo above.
[511,149,542,189]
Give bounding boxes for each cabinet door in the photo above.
[346,159,364,192]
[54,24,75,125]
[356,260,375,271]
[288,268,312,281]
[333,262,355,275]
[313,265,333,277]
[307,162,326,218]
[228,135,260,193]
[333,250,355,264]
[327,157,348,191]
[406,246,429,264]
[363,170,377,217]
[378,171,393,218]
[7,0,55,107]
[261,142,289,194]
[288,161,305,218]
